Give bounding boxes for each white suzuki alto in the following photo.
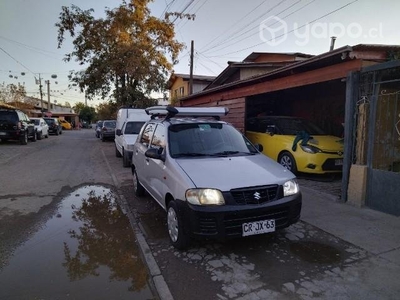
[131,106,302,249]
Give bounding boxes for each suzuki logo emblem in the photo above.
[254,192,261,200]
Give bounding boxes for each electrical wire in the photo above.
[204,0,311,55]
[200,0,287,53]
[206,0,359,58]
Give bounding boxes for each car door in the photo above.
[115,122,125,154]
[134,122,156,192]
[144,124,167,205]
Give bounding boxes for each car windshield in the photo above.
[168,122,257,157]
[44,119,54,125]
[33,119,40,125]
[124,121,145,134]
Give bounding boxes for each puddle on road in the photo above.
[0,185,155,300]
[290,241,341,264]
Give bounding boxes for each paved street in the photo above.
[1,130,400,300]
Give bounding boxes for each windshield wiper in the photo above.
[211,151,255,156]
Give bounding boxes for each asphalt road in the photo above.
[1,130,398,300]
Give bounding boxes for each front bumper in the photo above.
[175,193,302,240]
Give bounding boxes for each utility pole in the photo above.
[38,74,44,117]
[189,40,194,95]
[46,80,51,113]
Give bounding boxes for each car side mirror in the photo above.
[145,147,165,162]
[116,129,122,136]
[254,143,263,152]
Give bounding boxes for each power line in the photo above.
[0,47,36,76]
[176,0,209,29]
[199,0,269,52]
[204,0,316,55]
[207,0,359,58]
[201,0,287,53]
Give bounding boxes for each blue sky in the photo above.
[0,0,398,107]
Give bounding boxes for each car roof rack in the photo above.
[145,106,229,120]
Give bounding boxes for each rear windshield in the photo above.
[104,121,116,128]
[44,119,55,124]
[0,111,18,123]
[124,121,145,134]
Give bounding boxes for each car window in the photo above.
[140,123,156,147]
[168,123,257,156]
[124,121,145,134]
[33,119,40,125]
[150,124,166,151]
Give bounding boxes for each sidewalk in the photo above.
[300,186,400,265]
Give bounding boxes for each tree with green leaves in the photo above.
[56,0,184,107]
[79,106,97,124]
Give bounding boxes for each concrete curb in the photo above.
[102,150,174,300]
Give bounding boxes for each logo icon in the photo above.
[254,192,261,200]
[259,16,288,46]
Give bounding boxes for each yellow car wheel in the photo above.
[279,152,297,174]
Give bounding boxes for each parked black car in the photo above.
[43,117,62,135]
[0,108,37,145]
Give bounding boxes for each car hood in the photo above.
[175,154,294,191]
[306,135,344,151]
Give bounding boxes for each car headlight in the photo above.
[186,189,225,205]
[300,144,321,154]
[283,180,299,197]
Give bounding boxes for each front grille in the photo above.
[197,215,218,235]
[322,158,343,171]
[230,185,279,205]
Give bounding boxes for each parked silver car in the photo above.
[30,117,49,140]
[131,106,302,249]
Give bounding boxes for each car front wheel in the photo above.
[122,149,130,167]
[37,131,42,140]
[132,169,145,196]
[279,152,297,174]
[31,130,37,142]
[167,201,189,249]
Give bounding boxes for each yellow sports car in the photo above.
[246,116,344,174]
[59,119,72,130]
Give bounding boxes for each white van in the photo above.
[115,108,150,167]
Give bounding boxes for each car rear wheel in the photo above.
[116,146,122,157]
[37,131,42,140]
[122,149,130,167]
[167,201,189,249]
[133,169,145,196]
[279,152,297,174]
[55,129,59,136]
[20,131,28,145]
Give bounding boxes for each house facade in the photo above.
[167,73,215,104]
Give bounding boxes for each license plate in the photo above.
[335,159,343,166]
[0,132,6,136]
[242,219,275,237]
